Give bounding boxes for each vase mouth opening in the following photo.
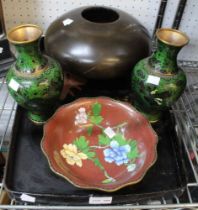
[156,28,189,47]
[81,7,119,23]
[7,24,42,44]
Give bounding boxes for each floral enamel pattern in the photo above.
[42,97,158,191]
[60,144,88,167]
[60,102,140,184]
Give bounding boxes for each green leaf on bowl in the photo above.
[129,140,137,148]
[98,134,111,145]
[102,178,114,184]
[127,147,139,160]
[93,157,104,170]
[90,115,103,125]
[86,151,96,159]
[87,126,93,136]
[114,133,127,146]
[92,102,102,116]
[74,136,89,151]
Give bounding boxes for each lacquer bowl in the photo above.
[41,97,158,192]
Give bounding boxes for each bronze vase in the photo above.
[45,6,151,80]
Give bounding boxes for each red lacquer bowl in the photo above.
[41,97,158,192]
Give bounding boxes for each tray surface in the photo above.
[5,81,187,205]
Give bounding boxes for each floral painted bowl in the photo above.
[41,97,158,192]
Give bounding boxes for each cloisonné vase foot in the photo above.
[6,24,64,124]
[27,111,51,124]
[131,28,189,122]
[134,106,161,123]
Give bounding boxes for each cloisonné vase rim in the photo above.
[156,28,189,47]
[7,24,43,45]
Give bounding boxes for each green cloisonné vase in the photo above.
[131,28,189,122]
[6,24,64,124]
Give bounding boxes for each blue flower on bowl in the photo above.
[103,140,131,166]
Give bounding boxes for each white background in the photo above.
[1,0,198,61]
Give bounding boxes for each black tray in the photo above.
[4,84,187,205]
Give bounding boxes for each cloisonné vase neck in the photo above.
[149,39,182,75]
[14,40,46,73]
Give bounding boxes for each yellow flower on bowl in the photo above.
[60,144,88,167]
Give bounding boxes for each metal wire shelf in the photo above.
[0,67,198,209]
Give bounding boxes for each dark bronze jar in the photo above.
[45,6,151,80]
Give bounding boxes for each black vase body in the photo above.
[45,6,151,80]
